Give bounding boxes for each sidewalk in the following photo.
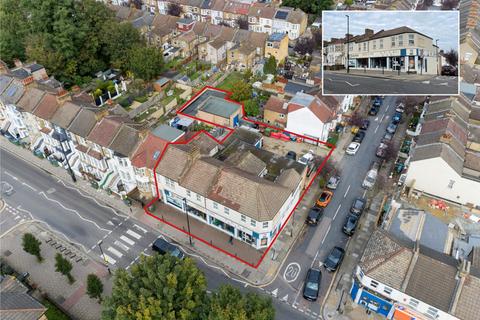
[328,69,436,81]
[0,221,111,320]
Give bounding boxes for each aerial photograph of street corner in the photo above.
[0,0,479,320]
[322,11,460,95]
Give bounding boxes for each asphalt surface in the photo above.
[0,147,309,320]
[257,96,400,317]
[323,71,458,95]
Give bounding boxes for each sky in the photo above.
[322,11,459,51]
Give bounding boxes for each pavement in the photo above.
[323,70,458,95]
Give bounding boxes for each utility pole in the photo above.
[183,198,193,246]
[435,39,439,75]
[97,240,111,275]
[346,15,350,73]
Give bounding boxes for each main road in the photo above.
[256,96,400,317]
[0,146,309,320]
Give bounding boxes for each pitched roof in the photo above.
[131,133,169,169]
[67,108,98,137]
[223,0,250,15]
[411,144,465,175]
[87,116,124,147]
[109,125,141,157]
[370,26,433,41]
[454,275,480,320]
[211,0,226,11]
[0,80,25,105]
[0,75,13,95]
[16,87,45,113]
[264,95,287,113]
[248,3,275,19]
[50,101,81,128]
[33,93,59,120]
[0,275,46,320]
[288,92,335,123]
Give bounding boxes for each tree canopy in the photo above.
[263,56,277,75]
[280,0,333,15]
[0,0,163,86]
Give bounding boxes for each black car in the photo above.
[286,151,297,161]
[350,198,366,216]
[152,238,185,259]
[306,206,324,225]
[368,105,380,116]
[441,65,458,76]
[352,130,366,143]
[343,214,359,236]
[303,268,322,301]
[324,247,345,272]
[360,119,370,131]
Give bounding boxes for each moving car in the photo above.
[441,65,458,76]
[360,119,370,131]
[303,268,322,301]
[386,122,398,134]
[286,151,297,161]
[324,247,345,272]
[306,206,324,225]
[326,175,340,190]
[350,198,366,216]
[152,238,185,260]
[343,214,359,236]
[346,142,360,155]
[352,130,366,143]
[316,190,333,207]
[376,142,389,158]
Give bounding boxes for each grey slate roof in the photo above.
[67,108,98,137]
[50,101,81,128]
[0,80,25,105]
[16,87,45,113]
[0,275,46,320]
[109,125,141,157]
[0,75,13,95]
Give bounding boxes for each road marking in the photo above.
[120,235,135,246]
[114,240,130,251]
[310,251,319,267]
[107,246,124,258]
[283,262,301,283]
[4,171,18,180]
[271,288,278,297]
[102,254,117,265]
[333,204,342,220]
[374,124,380,133]
[14,216,20,220]
[363,189,367,198]
[126,229,142,240]
[244,283,249,288]
[421,80,430,84]
[19,218,25,223]
[385,105,390,112]
[321,224,331,245]
[16,206,34,220]
[22,182,37,192]
[0,221,7,227]
[133,224,148,233]
[344,185,350,198]
[380,114,385,122]
[345,81,360,87]
[107,220,114,226]
[281,294,289,302]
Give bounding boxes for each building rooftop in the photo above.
[151,124,185,142]
[268,33,287,42]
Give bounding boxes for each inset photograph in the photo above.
[322,11,459,95]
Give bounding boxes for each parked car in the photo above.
[298,150,314,165]
[441,65,458,76]
[306,206,324,225]
[316,190,333,207]
[286,151,297,161]
[346,142,360,155]
[395,103,405,113]
[368,105,380,116]
[303,268,322,301]
[372,96,382,107]
[386,122,398,134]
[326,175,340,190]
[352,130,366,143]
[392,112,402,124]
[343,214,359,236]
[350,198,367,216]
[362,161,380,189]
[152,238,185,260]
[360,119,370,131]
[324,247,345,272]
[376,142,389,158]
[382,132,393,143]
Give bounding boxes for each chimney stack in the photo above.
[365,28,374,37]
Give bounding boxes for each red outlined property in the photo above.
[144,86,335,269]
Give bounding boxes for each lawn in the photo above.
[161,87,184,106]
[217,72,243,91]
[43,299,71,320]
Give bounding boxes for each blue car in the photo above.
[392,112,402,124]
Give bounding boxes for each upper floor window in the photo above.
[186,190,191,197]
[391,36,395,47]
[372,40,376,50]
[251,220,256,227]
[224,207,229,215]
[349,43,353,51]
[263,222,269,228]
[213,202,219,209]
[426,307,438,318]
[448,180,455,188]
[358,44,361,51]
[383,287,392,295]
[363,42,367,51]
[370,280,379,288]
[398,35,403,46]
[241,215,246,222]
[408,34,414,45]
[379,39,383,49]
[409,298,419,308]
[165,177,175,188]
[196,194,201,201]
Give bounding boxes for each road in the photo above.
[0,147,309,320]
[256,96,400,317]
[323,71,458,95]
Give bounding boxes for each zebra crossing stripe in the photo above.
[120,235,135,246]
[107,246,123,258]
[114,240,130,251]
[102,254,117,265]
[126,229,142,240]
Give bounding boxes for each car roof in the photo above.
[307,268,321,280]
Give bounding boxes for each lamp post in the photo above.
[97,240,111,275]
[435,39,439,76]
[346,15,350,73]
[183,198,193,246]
[55,127,77,183]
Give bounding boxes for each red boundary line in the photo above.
[144,86,335,269]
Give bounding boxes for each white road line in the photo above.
[14,215,20,220]
[107,246,124,258]
[114,240,130,251]
[120,235,135,246]
[310,250,319,267]
[126,229,142,240]
[385,105,390,112]
[22,182,37,192]
[321,224,331,245]
[102,254,117,265]
[16,206,34,220]
[380,114,385,122]
[4,171,18,180]
[19,218,25,223]
[39,192,112,232]
[374,124,380,133]
[133,224,148,233]
[0,221,7,227]
[333,204,342,220]
[344,185,351,198]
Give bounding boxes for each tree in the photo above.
[263,56,277,75]
[22,233,43,262]
[400,96,424,115]
[127,46,164,80]
[167,2,182,16]
[207,285,275,320]
[230,81,252,102]
[55,253,74,284]
[347,111,365,127]
[443,49,458,67]
[243,68,253,81]
[0,0,29,65]
[236,16,249,30]
[244,99,260,117]
[294,38,315,56]
[344,0,354,7]
[442,0,459,10]
[101,21,143,69]
[383,141,399,163]
[86,274,103,302]
[102,254,207,320]
[311,28,322,49]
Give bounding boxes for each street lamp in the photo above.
[54,127,76,183]
[97,240,111,275]
[183,198,193,246]
[346,15,350,74]
[435,39,439,76]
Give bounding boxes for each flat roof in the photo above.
[182,88,240,119]
[151,124,185,141]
